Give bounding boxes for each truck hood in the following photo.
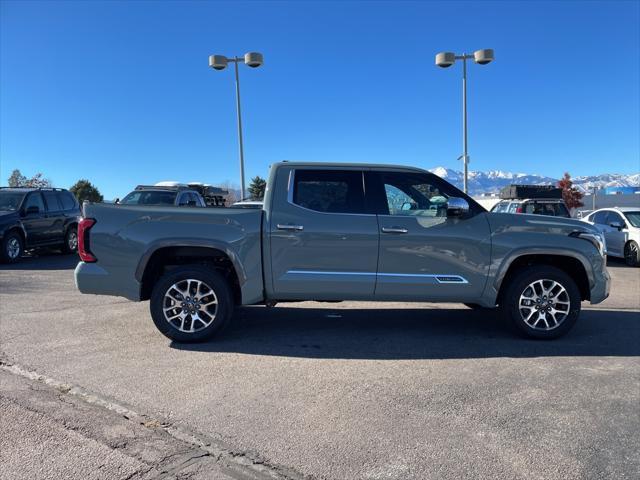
[486,212,599,236]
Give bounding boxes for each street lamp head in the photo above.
[244,52,263,68]
[473,49,494,65]
[435,52,456,68]
[209,55,228,70]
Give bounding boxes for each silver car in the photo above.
[581,207,640,266]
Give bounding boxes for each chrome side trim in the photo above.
[285,270,468,284]
[287,270,375,277]
[378,273,469,284]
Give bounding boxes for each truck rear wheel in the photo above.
[150,266,233,342]
[501,265,581,339]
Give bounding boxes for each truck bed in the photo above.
[75,203,264,303]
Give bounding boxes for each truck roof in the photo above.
[272,161,430,174]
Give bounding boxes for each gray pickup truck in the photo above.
[75,162,610,341]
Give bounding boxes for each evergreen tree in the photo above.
[70,179,104,203]
[247,176,267,200]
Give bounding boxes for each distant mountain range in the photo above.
[428,166,640,196]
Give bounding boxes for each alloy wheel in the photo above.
[68,230,78,251]
[518,279,571,331]
[162,279,218,333]
[6,237,21,259]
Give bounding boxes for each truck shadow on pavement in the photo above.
[0,252,78,271]
[171,306,640,360]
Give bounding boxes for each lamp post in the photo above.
[435,49,494,194]
[209,52,264,201]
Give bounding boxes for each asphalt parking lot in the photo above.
[1,253,639,480]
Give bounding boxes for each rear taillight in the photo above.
[78,218,97,262]
[516,207,523,213]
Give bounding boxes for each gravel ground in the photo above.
[0,253,638,480]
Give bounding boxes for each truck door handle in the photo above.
[381,227,408,234]
[277,224,304,231]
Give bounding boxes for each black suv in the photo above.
[0,187,81,263]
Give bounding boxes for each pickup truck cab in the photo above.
[75,162,610,341]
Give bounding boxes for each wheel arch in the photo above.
[137,243,244,304]
[5,225,26,242]
[65,220,79,232]
[494,251,593,303]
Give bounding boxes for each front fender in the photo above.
[493,247,595,291]
[0,222,27,243]
[478,244,603,308]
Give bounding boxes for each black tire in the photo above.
[1,230,24,263]
[62,225,78,254]
[624,241,640,267]
[150,266,234,342]
[501,265,581,339]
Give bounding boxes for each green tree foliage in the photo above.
[557,172,584,210]
[69,179,104,203]
[7,169,51,188]
[247,176,267,200]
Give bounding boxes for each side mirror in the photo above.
[401,202,413,211]
[24,205,40,215]
[609,221,624,230]
[113,198,120,204]
[446,197,470,217]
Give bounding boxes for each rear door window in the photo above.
[42,191,62,212]
[57,192,77,210]
[292,170,365,214]
[593,211,608,225]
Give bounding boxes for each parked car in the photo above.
[581,207,640,266]
[490,199,571,218]
[576,209,593,219]
[75,162,609,341]
[118,185,207,207]
[0,187,80,262]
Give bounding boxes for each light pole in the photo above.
[209,52,264,201]
[435,49,494,194]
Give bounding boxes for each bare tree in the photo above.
[216,181,240,205]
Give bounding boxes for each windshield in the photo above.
[624,211,640,228]
[0,191,26,211]
[120,191,177,205]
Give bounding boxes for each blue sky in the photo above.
[1,0,639,199]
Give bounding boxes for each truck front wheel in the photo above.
[501,265,581,339]
[150,266,234,342]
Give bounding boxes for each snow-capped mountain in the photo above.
[428,167,640,196]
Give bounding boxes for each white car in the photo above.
[581,207,640,266]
